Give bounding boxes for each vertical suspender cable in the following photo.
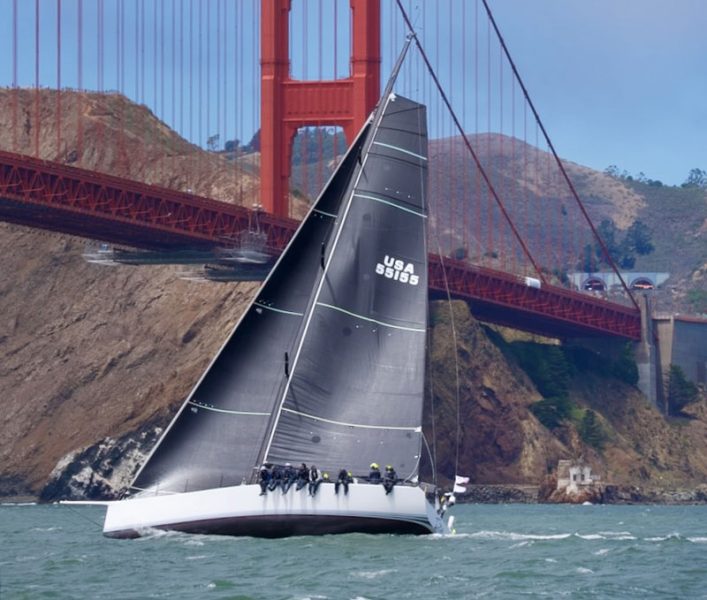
[448,0,454,255]
[57,0,62,161]
[254,2,260,209]
[462,0,468,255]
[153,0,158,181]
[119,0,125,175]
[172,0,177,184]
[198,0,203,189]
[511,72,516,272]
[317,0,323,195]
[12,0,17,152]
[179,0,184,146]
[189,0,194,191]
[486,17,491,264]
[474,0,480,262]
[234,0,240,203]
[34,0,40,158]
[499,34,504,271]
[77,0,83,164]
[236,1,242,204]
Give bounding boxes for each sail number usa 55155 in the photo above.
[375,255,420,286]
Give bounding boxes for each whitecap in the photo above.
[184,539,205,547]
[593,548,610,556]
[186,555,207,561]
[545,558,558,563]
[466,530,572,541]
[688,537,707,543]
[645,533,681,542]
[575,533,604,540]
[510,540,532,548]
[576,567,594,574]
[352,569,395,580]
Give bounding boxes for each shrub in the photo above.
[611,344,639,386]
[530,395,574,429]
[666,365,699,416]
[579,409,607,450]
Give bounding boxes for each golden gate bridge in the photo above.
[0,0,642,340]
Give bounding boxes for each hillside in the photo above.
[1,90,706,501]
[289,130,706,312]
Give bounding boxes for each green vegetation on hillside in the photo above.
[494,336,635,450]
[665,364,700,416]
[579,218,655,271]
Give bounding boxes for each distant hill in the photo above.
[283,129,706,313]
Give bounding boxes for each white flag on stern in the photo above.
[453,475,469,494]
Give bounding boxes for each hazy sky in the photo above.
[487,0,707,185]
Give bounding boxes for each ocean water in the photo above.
[1,503,706,599]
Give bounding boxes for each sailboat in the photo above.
[98,51,451,538]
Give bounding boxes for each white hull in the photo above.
[103,483,447,538]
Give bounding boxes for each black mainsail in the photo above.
[265,94,428,479]
[131,92,428,495]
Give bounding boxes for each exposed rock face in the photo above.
[40,417,164,502]
[424,301,568,486]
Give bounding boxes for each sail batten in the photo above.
[281,408,422,431]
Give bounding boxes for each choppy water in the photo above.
[1,503,706,599]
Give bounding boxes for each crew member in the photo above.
[368,463,381,483]
[383,465,397,495]
[307,465,319,495]
[334,468,353,495]
[258,464,271,496]
[295,463,309,491]
[268,464,283,491]
[309,471,329,496]
[282,463,297,494]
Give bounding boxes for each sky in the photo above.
[484,0,707,185]
[0,0,704,186]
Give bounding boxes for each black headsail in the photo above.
[130,122,372,495]
[264,92,429,481]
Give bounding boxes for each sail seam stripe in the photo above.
[316,302,426,332]
[253,302,304,317]
[353,193,427,218]
[281,407,422,431]
[188,401,271,417]
[313,208,337,218]
[372,140,427,161]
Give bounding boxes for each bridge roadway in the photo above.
[0,149,641,340]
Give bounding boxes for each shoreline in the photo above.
[455,483,707,505]
[3,484,707,506]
